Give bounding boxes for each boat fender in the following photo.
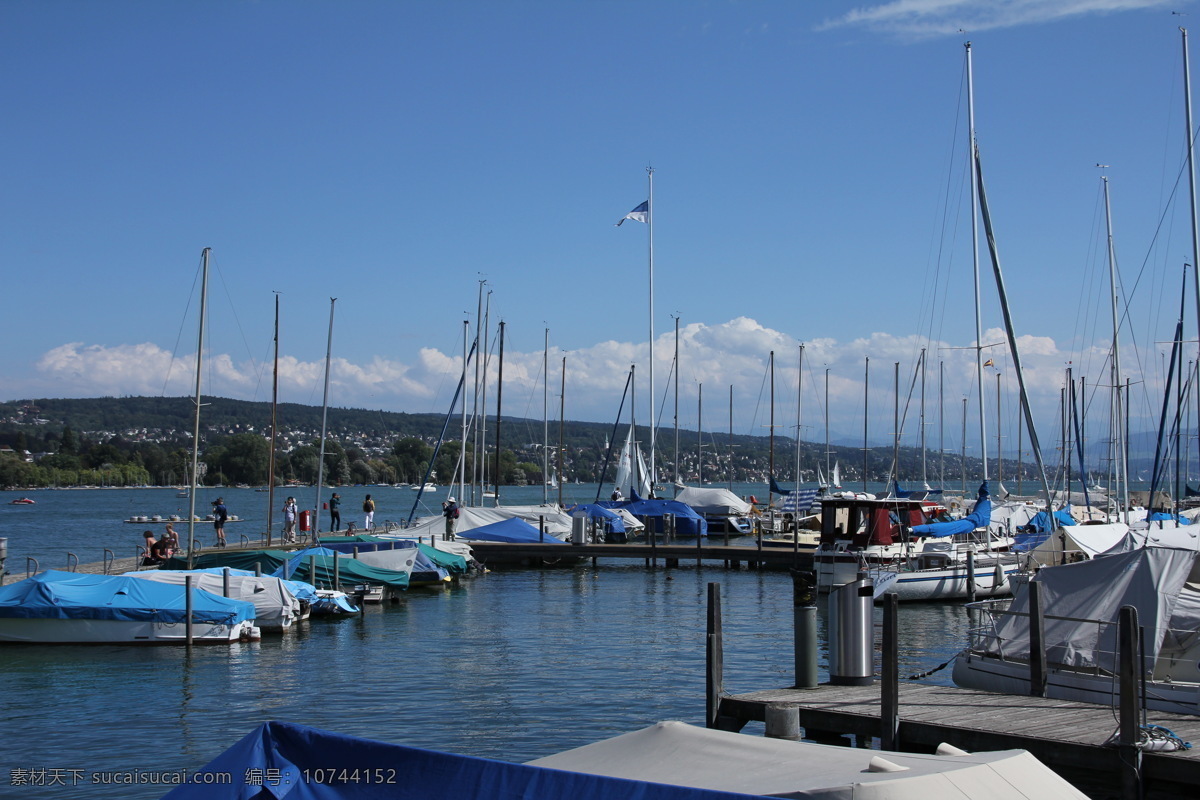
[749,495,758,505]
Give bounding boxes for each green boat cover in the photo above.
[418,542,469,574]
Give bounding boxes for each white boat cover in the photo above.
[124,570,301,629]
[406,504,572,540]
[989,547,1198,672]
[1027,523,1131,565]
[527,721,1086,799]
[674,487,752,516]
[347,547,419,577]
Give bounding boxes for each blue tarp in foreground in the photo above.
[161,721,767,800]
[0,570,255,624]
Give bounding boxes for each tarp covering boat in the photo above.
[566,503,628,534]
[161,719,1086,800]
[459,516,567,544]
[530,720,1086,800]
[405,504,572,540]
[122,570,302,630]
[601,495,708,537]
[0,570,254,625]
[276,549,411,590]
[674,487,751,516]
[161,721,764,800]
[911,483,991,538]
[165,549,291,574]
[985,547,1197,673]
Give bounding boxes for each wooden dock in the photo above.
[717,681,1200,795]
[466,540,813,568]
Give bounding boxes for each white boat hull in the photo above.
[953,652,1200,715]
[0,617,259,644]
[870,563,1020,602]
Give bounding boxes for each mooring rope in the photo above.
[908,658,954,680]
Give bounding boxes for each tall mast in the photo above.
[266,292,279,547]
[892,362,900,491]
[996,371,1002,489]
[461,319,469,503]
[697,383,703,484]
[630,364,637,498]
[796,345,805,486]
[647,166,656,497]
[185,247,210,569]
[494,320,505,507]
[479,290,491,502]
[1103,175,1129,522]
[939,360,945,488]
[728,385,734,491]
[472,281,484,506]
[825,368,831,481]
[314,297,336,529]
[674,315,680,494]
[863,356,869,492]
[1182,28,1200,477]
[543,327,549,504]
[966,41,989,480]
[920,347,927,487]
[558,356,565,508]
[768,350,775,505]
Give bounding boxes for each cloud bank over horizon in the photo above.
[12,316,1169,452]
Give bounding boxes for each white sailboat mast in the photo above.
[967,41,989,480]
[647,166,656,496]
[543,327,549,505]
[314,298,336,528]
[1102,175,1130,523]
[186,247,209,569]
[1182,27,1200,498]
[461,319,469,503]
[796,344,804,487]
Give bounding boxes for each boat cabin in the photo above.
[818,496,931,550]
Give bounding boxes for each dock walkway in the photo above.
[719,681,1200,795]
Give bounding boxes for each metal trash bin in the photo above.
[571,513,587,545]
[828,572,875,686]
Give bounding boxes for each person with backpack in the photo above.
[362,494,375,531]
[212,497,229,548]
[282,497,298,543]
[442,496,460,539]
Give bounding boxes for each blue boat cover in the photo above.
[910,483,992,538]
[1146,511,1190,524]
[463,517,567,544]
[769,476,791,496]
[599,498,709,537]
[566,504,628,534]
[161,720,769,800]
[0,570,255,624]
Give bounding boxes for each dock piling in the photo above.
[791,569,818,690]
[764,704,801,740]
[184,575,194,646]
[1029,580,1047,697]
[881,592,899,751]
[705,582,723,729]
[965,550,976,603]
[222,567,231,597]
[1118,604,1143,800]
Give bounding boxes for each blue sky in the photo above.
[3,0,1197,461]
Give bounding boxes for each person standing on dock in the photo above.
[212,497,228,548]
[282,497,298,543]
[442,496,460,539]
[363,494,375,531]
[329,492,341,532]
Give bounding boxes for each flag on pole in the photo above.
[983,358,995,368]
[616,201,648,226]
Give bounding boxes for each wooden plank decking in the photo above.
[719,681,1200,793]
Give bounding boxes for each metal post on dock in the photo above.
[255,561,262,578]
[333,551,340,591]
[965,549,976,603]
[705,582,724,729]
[353,546,359,559]
[1029,580,1047,697]
[1118,604,1143,800]
[881,592,899,751]
[309,555,317,588]
[222,567,231,597]
[539,515,545,543]
[792,569,818,690]
[185,575,194,646]
[66,552,78,573]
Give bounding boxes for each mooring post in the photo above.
[965,549,976,604]
[222,567,231,598]
[764,704,801,740]
[184,575,194,646]
[333,551,340,591]
[706,582,723,728]
[881,592,899,751]
[255,561,262,577]
[1029,580,1047,697]
[539,515,545,543]
[308,555,317,588]
[1118,604,1142,800]
[792,569,818,689]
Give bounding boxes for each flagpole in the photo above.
[647,166,656,497]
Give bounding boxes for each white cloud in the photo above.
[22,317,1170,457]
[818,0,1171,39]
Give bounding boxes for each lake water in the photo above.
[0,486,969,799]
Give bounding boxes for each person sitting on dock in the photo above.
[141,529,157,562]
[611,487,623,502]
[148,532,173,566]
[163,522,179,551]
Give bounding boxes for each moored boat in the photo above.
[0,570,259,644]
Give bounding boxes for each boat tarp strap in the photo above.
[160,720,768,800]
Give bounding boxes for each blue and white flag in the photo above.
[616,200,648,226]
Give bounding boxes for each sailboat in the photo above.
[831,462,842,489]
[613,426,651,498]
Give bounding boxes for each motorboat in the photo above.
[123,569,304,632]
[0,571,259,644]
[9,498,35,505]
[412,482,438,492]
[953,546,1200,715]
[163,719,1087,800]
